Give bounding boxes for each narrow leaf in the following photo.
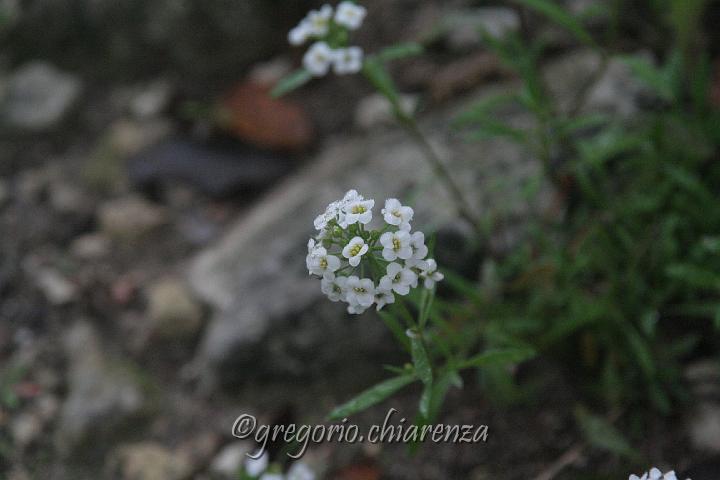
[516,0,595,46]
[376,42,424,62]
[271,69,313,98]
[575,407,638,460]
[459,348,536,370]
[328,374,416,420]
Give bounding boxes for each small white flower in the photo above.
[405,231,429,267]
[345,275,375,307]
[288,462,316,480]
[344,199,374,225]
[374,287,395,311]
[382,198,414,231]
[321,276,347,302]
[629,469,686,480]
[289,21,312,46]
[307,249,341,277]
[347,302,369,315]
[304,41,334,77]
[380,230,413,261]
[342,236,369,267]
[379,262,418,296]
[333,47,364,75]
[335,1,367,30]
[306,4,334,36]
[417,258,444,289]
[245,452,269,477]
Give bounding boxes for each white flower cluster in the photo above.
[244,452,315,480]
[307,190,443,315]
[288,2,367,77]
[629,468,690,480]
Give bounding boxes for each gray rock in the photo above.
[98,195,168,240]
[106,442,193,480]
[355,93,419,130]
[4,0,306,82]
[0,178,9,208]
[146,277,204,341]
[70,233,111,260]
[0,62,81,131]
[544,50,652,118]
[56,322,147,454]
[688,402,720,453]
[129,80,173,120]
[22,257,77,305]
[443,7,520,52]
[10,412,42,448]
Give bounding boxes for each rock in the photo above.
[107,119,173,157]
[544,50,653,118]
[128,139,296,198]
[0,61,82,131]
[355,93,419,130]
[210,443,253,477]
[107,442,192,480]
[146,277,204,340]
[10,412,42,447]
[70,233,111,260]
[22,257,77,305]
[443,7,520,52]
[429,52,506,102]
[688,402,720,453]
[56,322,148,454]
[0,178,9,208]
[48,181,89,214]
[129,80,173,119]
[3,0,305,83]
[685,359,720,453]
[222,81,315,152]
[98,195,168,240]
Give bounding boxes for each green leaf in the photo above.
[410,333,434,387]
[362,57,401,108]
[622,55,675,102]
[458,347,536,370]
[271,69,313,98]
[666,264,720,290]
[515,0,595,46]
[328,374,416,420]
[417,288,435,330]
[427,370,463,422]
[376,42,424,62]
[575,407,638,460]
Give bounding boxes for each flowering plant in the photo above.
[307,190,443,315]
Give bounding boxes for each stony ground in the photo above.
[1,1,720,479]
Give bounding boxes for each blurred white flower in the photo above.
[382,198,414,231]
[380,230,413,261]
[333,47,364,75]
[321,276,348,302]
[259,474,285,480]
[288,21,311,46]
[417,259,444,289]
[379,262,418,296]
[629,468,689,480]
[304,41,334,77]
[288,462,316,480]
[374,287,395,311]
[406,231,428,267]
[347,302,369,315]
[245,452,269,477]
[335,1,367,30]
[345,276,375,307]
[306,4,334,37]
[342,236,369,267]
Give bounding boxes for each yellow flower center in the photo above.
[320,258,328,269]
[354,287,366,294]
[352,205,366,214]
[350,244,362,256]
[392,238,401,250]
